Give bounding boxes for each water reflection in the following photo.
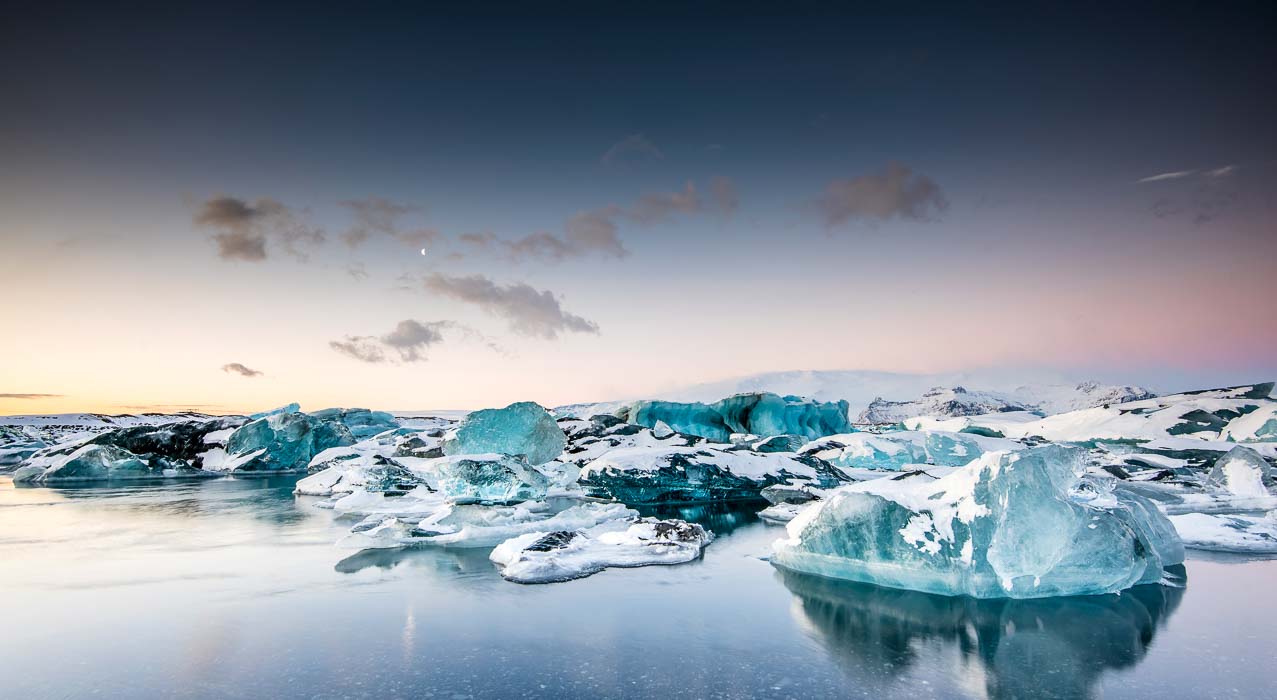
[633,499,763,536]
[777,567,1185,699]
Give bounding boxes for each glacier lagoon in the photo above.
[2,474,1276,700]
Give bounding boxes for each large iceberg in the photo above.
[772,445,1184,598]
[309,407,400,440]
[13,418,243,482]
[1205,445,1274,496]
[620,392,851,442]
[442,401,566,465]
[490,518,713,583]
[578,445,849,503]
[418,454,549,504]
[218,411,354,473]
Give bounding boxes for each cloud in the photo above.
[380,320,451,361]
[1206,165,1237,178]
[422,273,599,339]
[0,393,63,399]
[600,133,664,167]
[709,176,739,217]
[815,163,947,227]
[194,196,324,262]
[339,197,436,250]
[1137,170,1196,183]
[627,181,700,224]
[330,319,488,363]
[221,363,263,378]
[346,263,369,281]
[329,336,388,363]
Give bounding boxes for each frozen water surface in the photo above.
[1,475,1275,699]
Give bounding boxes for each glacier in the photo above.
[771,445,1184,598]
[442,401,566,465]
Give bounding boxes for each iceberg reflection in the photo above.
[778,566,1184,699]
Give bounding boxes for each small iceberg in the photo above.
[490,518,713,583]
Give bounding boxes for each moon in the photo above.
[420,248,427,256]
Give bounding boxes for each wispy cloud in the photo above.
[815,163,946,227]
[329,336,387,363]
[709,176,739,217]
[1137,165,1236,183]
[0,393,63,399]
[194,196,325,262]
[339,197,437,249]
[421,273,599,339]
[221,362,263,378]
[600,133,664,167]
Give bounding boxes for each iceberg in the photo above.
[1169,512,1277,553]
[13,418,242,482]
[771,445,1184,598]
[578,445,849,503]
[418,454,549,504]
[621,392,851,442]
[490,518,713,583]
[1205,445,1274,496]
[802,431,1022,471]
[442,401,566,465]
[220,411,354,473]
[308,407,400,440]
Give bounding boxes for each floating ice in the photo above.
[13,418,241,481]
[418,454,549,504]
[309,407,400,440]
[15,444,151,481]
[1169,512,1277,553]
[442,401,566,465]
[579,445,848,503]
[490,518,713,583]
[802,431,1022,471]
[1205,445,1274,496]
[772,445,1184,598]
[220,411,354,473]
[622,392,851,442]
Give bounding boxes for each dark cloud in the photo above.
[422,273,599,339]
[0,393,63,399]
[221,362,263,377]
[194,196,324,261]
[709,176,739,217]
[815,163,947,227]
[600,133,664,167]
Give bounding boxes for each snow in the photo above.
[1169,512,1277,553]
[490,518,713,583]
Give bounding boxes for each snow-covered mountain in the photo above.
[857,382,1156,423]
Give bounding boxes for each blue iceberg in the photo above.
[622,392,851,443]
[424,454,550,504]
[442,402,566,465]
[309,407,400,440]
[222,411,354,472]
[772,445,1184,598]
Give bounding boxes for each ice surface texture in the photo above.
[490,518,714,583]
[442,401,566,465]
[802,431,1023,472]
[772,445,1184,598]
[623,392,851,442]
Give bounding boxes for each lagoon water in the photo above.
[1,475,1273,700]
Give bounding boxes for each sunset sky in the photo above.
[2,2,1275,415]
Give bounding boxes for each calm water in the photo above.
[1,476,1274,700]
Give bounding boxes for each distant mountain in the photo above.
[857,382,1155,423]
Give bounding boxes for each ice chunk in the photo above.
[772,445,1184,598]
[309,407,400,440]
[579,445,848,503]
[16,444,150,481]
[802,431,1022,471]
[1169,512,1277,553]
[249,402,301,419]
[1205,445,1274,496]
[490,518,713,583]
[1222,404,1277,442]
[442,401,566,465]
[622,392,852,442]
[418,454,549,504]
[221,411,354,473]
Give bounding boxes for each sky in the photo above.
[1,1,1275,414]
